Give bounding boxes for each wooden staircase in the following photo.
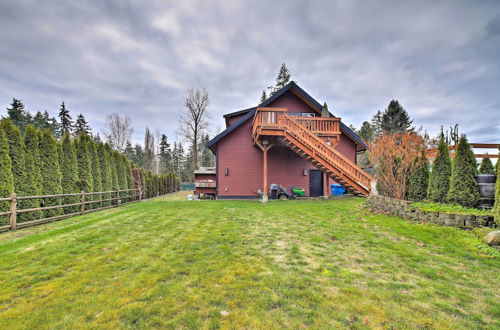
[252,107,372,196]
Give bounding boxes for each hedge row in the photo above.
[0,119,178,224]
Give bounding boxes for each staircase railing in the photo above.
[279,114,372,190]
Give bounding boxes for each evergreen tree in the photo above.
[271,63,291,95]
[90,141,103,207]
[357,121,374,143]
[75,134,93,192]
[97,143,112,206]
[479,157,495,174]
[108,146,119,191]
[115,153,127,190]
[58,102,73,136]
[5,98,30,132]
[0,128,15,224]
[123,141,135,162]
[158,134,172,174]
[60,134,79,212]
[132,143,144,167]
[74,114,91,136]
[427,136,451,203]
[370,110,383,138]
[407,150,430,201]
[0,119,26,195]
[381,100,413,135]
[143,128,155,172]
[92,132,102,144]
[22,126,43,220]
[200,134,215,167]
[39,130,63,217]
[447,135,480,207]
[259,90,267,104]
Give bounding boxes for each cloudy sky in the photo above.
[0,0,499,144]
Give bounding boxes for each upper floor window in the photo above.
[289,112,316,117]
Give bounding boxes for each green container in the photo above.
[292,187,305,197]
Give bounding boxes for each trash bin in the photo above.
[330,184,345,196]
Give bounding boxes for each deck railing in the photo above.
[253,107,341,137]
[195,181,216,188]
[295,117,340,136]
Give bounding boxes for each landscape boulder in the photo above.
[484,231,500,245]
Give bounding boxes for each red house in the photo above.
[206,82,372,199]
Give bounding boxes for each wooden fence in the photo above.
[0,189,142,233]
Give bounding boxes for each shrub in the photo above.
[0,128,15,225]
[427,136,451,203]
[89,142,102,208]
[447,135,480,208]
[97,143,112,206]
[369,132,425,199]
[39,130,63,217]
[479,157,495,174]
[22,126,43,220]
[0,119,26,195]
[60,134,79,213]
[407,149,429,201]
[75,135,93,193]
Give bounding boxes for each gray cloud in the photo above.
[0,0,499,144]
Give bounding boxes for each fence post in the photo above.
[80,191,85,215]
[9,193,17,231]
[116,190,120,205]
[138,188,142,201]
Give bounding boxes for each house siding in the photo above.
[216,89,358,197]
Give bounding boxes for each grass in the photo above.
[0,192,498,329]
[411,201,493,216]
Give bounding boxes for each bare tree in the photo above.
[104,113,134,152]
[179,88,209,170]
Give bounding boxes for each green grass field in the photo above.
[0,193,498,329]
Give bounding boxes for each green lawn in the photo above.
[0,193,498,329]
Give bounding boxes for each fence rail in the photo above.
[0,189,142,232]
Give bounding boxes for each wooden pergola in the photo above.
[426,143,499,159]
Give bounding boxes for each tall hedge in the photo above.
[0,128,15,225]
[427,136,451,203]
[75,134,93,192]
[108,146,119,191]
[97,143,112,206]
[89,142,103,208]
[407,150,429,201]
[22,125,43,220]
[0,119,26,196]
[447,135,480,207]
[479,157,495,175]
[39,130,63,217]
[60,134,79,212]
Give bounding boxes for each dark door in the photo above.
[309,170,323,197]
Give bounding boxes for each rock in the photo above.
[484,231,500,245]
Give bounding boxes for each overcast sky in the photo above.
[0,0,499,145]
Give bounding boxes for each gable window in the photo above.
[288,112,316,117]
